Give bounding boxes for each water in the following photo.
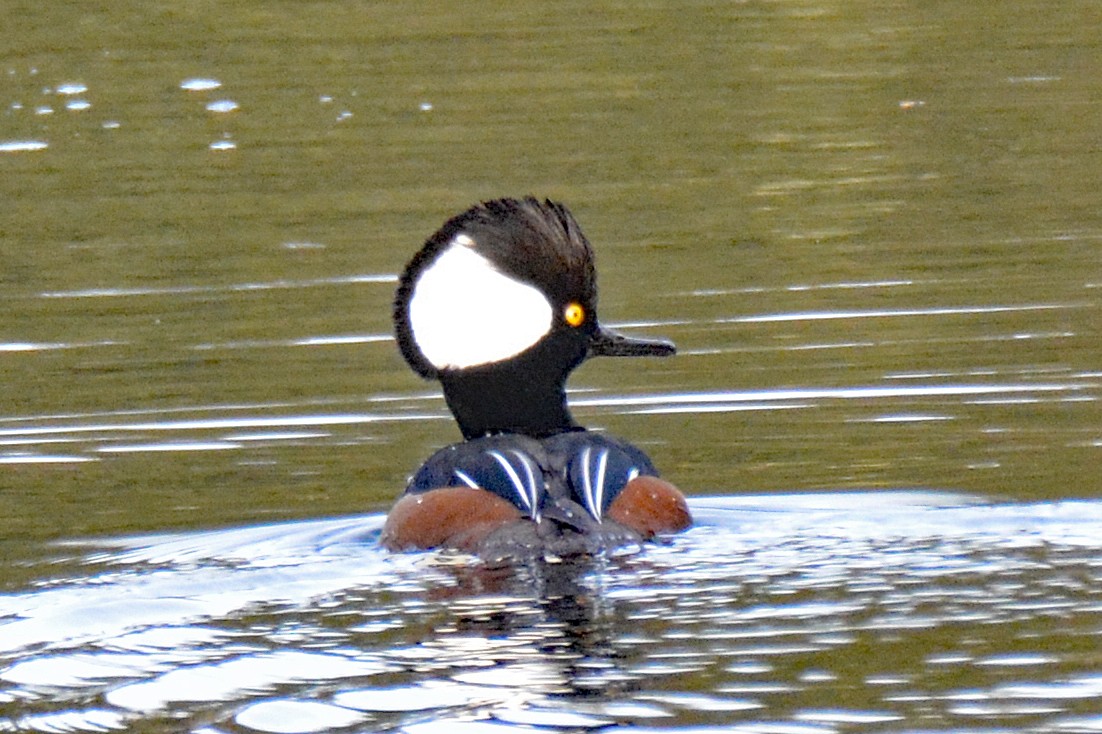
[3,494,1102,732]
[3,0,1102,730]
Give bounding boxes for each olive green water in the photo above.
[2,2,1102,731]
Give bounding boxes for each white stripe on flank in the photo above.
[580,446,595,519]
[594,448,609,520]
[579,446,611,521]
[488,450,541,520]
[510,450,540,519]
[453,469,479,488]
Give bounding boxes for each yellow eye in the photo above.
[564,302,586,327]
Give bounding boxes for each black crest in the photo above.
[393,197,598,380]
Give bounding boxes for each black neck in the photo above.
[440,366,580,440]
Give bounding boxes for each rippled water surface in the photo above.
[5,494,1102,733]
[4,0,1102,731]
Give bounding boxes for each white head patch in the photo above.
[408,235,554,370]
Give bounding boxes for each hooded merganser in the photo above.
[381,197,691,558]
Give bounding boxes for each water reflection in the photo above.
[38,272,395,299]
[0,140,49,153]
[2,374,1091,463]
[2,493,1102,732]
[729,302,1076,324]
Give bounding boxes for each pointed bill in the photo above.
[587,325,676,358]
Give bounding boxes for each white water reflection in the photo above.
[1,374,1094,465]
[205,99,239,113]
[2,376,1093,464]
[98,440,243,453]
[235,699,366,733]
[0,453,98,464]
[0,340,123,353]
[180,78,222,91]
[54,82,87,96]
[729,302,1077,324]
[578,381,1092,414]
[107,651,388,713]
[0,140,48,152]
[38,273,396,299]
[192,333,391,351]
[0,515,392,654]
[0,411,440,438]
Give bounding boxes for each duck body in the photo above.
[381,197,691,559]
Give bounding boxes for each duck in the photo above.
[380,197,691,559]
